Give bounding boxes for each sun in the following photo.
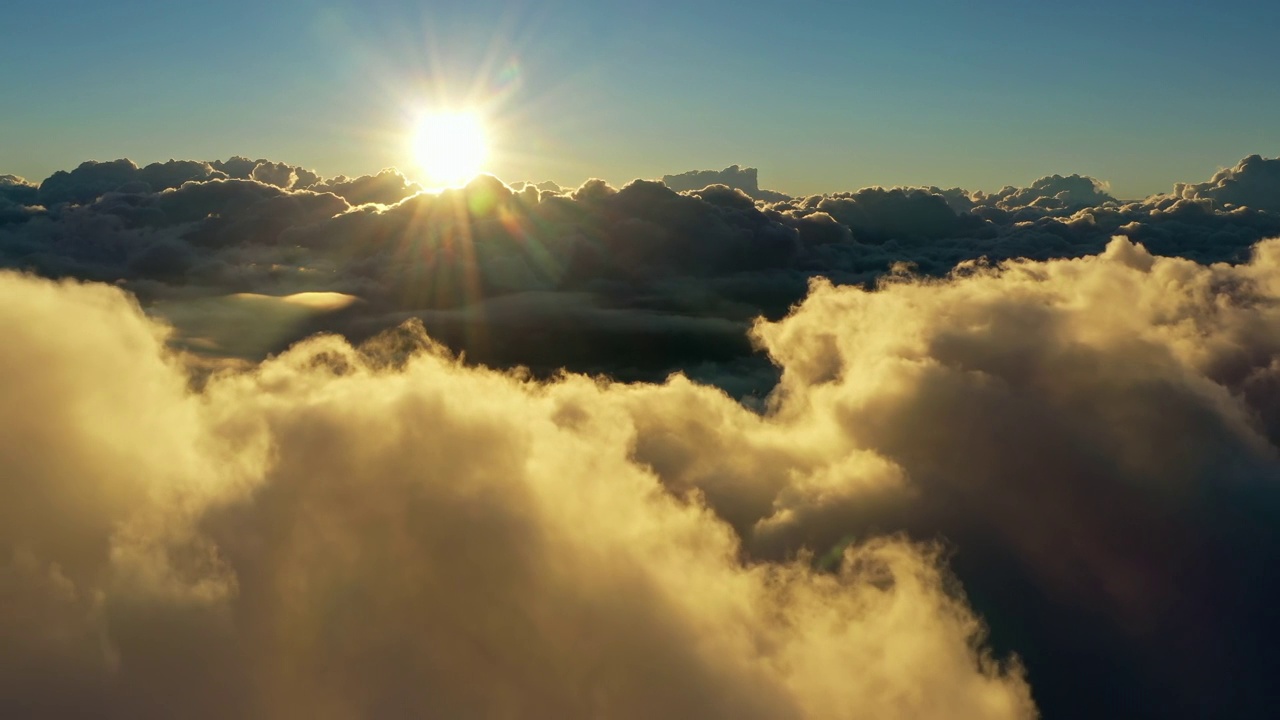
[412,111,488,187]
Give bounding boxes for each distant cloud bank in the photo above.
[5,153,1280,389]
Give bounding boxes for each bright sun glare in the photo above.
[412,111,488,188]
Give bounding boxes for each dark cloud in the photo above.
[247,160,299,189]
[984,173,1116,211]
[6,155,1280,391]
[38,159,227,206]
[0,175,41,224]
[306,168,423,206]
[34,156,421,211]
[0,174,39,205]
[210,156,322,189]
[807,186,983,242]
[663,164,790,202]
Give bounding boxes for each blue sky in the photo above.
[3,0,1277,198]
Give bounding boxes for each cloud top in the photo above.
[0,269,1035,719]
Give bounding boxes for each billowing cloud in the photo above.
[0,270,1035,719]
[307,168,424,206]
[744,238,1280,716]
[805,186,982,241]
[38,159,226,206]
[1174,154,1280,213]
[983,173,1116,211]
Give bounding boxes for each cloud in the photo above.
[663,165,790,202]
[307,168,423,206]
[7,228,1280,717]
[152,290,361,357]
[38,159,227,206]
[210,156,318,190]
[33,157,422,211]
[0,270,1035,719]
[1174,154,1280,213]
[0,175,40,224]
[7,154,1280,398]
[608,238,1280,716]
[984,173,1116,212]
[0,174,39,205]
[808,186,982,242]
[7,137,1280,715]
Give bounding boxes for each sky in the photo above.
[4,0,1279,198]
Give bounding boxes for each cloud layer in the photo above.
[5,154,1280,717]
[6,155,1280,401]
[1,270,1035,719]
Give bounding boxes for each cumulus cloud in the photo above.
[0,270,1035,719]
[32,156,423,212]
[1174,154,1280,213]
[805,186,982,241]
[38,159,227,205]
[542,237,1280,716]
[0,175,40,224]
[307,168,424,206]
[663,164,790,202]
[983,173,1116,211]
[0,174,39,204]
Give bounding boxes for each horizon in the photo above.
[8,150,1272,203]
